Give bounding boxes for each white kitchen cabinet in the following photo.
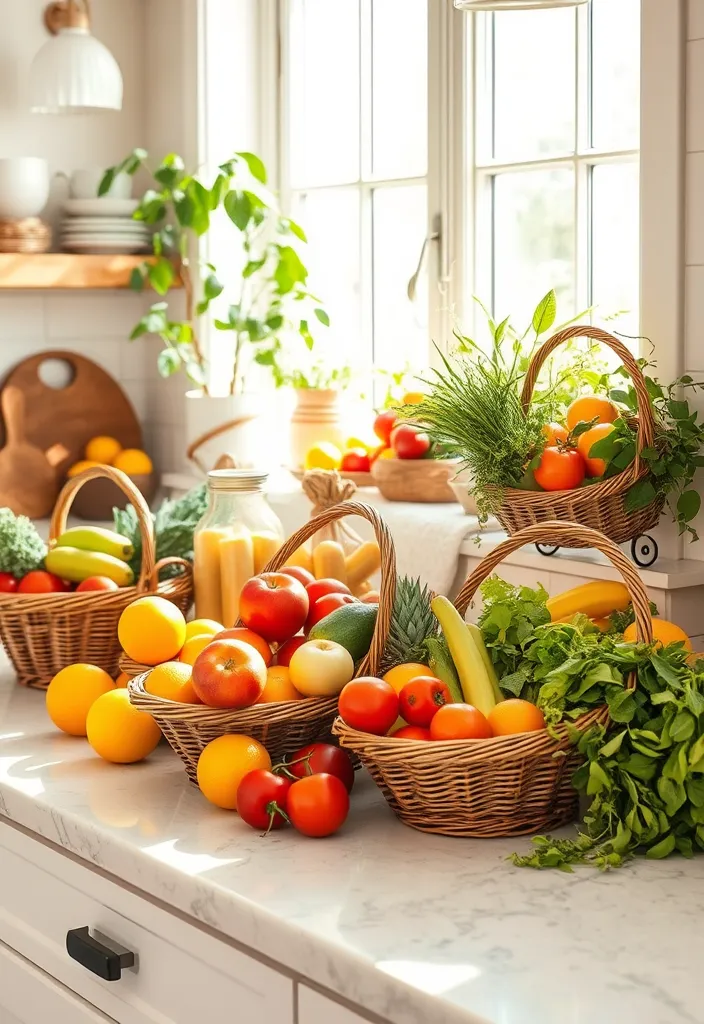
[299,986,380,1024]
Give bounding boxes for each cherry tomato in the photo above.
[533,446,585,492]
[373,409,398,445]
[287,743,355,792]
[391,725,432,740]
[17,571,66,594]
[306,592,357,633]
[390,423,431,460]
[340,448,371,473]
[398,677,452,727]
[287,773,350,838]
[306,578,351,605]
[429,703,493,741]
[237,770,292,832]
[276,634,307,667]
[338,677,399,735]
[0,572,18,593]
[280,565,316,587]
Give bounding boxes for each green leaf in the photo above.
[626,479,657,511]
[275,245,308,294]
[98,168,116,197]
[670,710,696,742]
[667,399,690,420]
[236,151,267,183]
[645,833,676,859]
[651,652,685,688]
[677,490,701,523]
[599,729,627,758]
[157,348,181,377]
[213,319,234,332]
[129,267,145,292]
[281,217,307,242]
[147,258,175,296]
[224,190,252,230]
[154,153,185,189]
[203,273,223,302]
[243,257,266,278]
[300,320,314,351]
[173,191,194,227]
[187,180,211,234]
[606,687,637,723]
[531,290,557,336]
[209,173,229,209]
[314,308,330,327]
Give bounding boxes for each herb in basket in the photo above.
[113,485,207,580]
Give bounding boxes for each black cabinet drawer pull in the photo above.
[66,927,135,981]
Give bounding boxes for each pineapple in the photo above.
[381,575,437,672]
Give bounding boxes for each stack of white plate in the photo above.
[61,198,150,255]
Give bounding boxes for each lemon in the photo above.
[113,449,153,475]
[67,460,100,478]
[304,442,342,471]
[46,663,115,736]
[85,435,122,464]
[87,689,161,764]
[197,734,271,810]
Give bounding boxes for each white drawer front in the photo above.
[0,939,116,1023]
[299,987,381,1024]
[0,823,293,1024]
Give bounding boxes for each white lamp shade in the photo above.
[30,27,123,114]
[454,1,588,8]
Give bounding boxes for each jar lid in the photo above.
[206,469,269,491]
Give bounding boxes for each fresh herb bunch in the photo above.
[0,509,46,578]
[478,578,551,700]
[113,485,207,580]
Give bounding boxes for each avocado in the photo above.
[308,603,378,662]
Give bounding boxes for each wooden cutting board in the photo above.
[0,387,68,517]
[0,351,142,478]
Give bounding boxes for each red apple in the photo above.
[276,634,307,667]
[306,578,351,607]
[214,627,272,667]
[390,423,431,459]
[373,410,398,445]
[280,565,316,587]
[76,576,120,593]
[240,572,309,643]
[192,639,267,708]
[306,593,357,633]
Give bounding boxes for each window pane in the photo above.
[489,10,576,162]
[288,0,360,187]
[592,162,639,336]
[591,0,640,152]
[372,185,428,371]
[372,0,427,179]
[493,168,575,327]
[293,189,365,364]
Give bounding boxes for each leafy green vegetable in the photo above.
[478,577,551,700]
[0,509,46,578]
[113,485,207,580]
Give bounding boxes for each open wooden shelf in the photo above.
[0,253,182,290]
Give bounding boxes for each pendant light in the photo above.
[454,1,588,10]
[30,0,123,114]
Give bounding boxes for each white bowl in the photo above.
[0,157,49,218]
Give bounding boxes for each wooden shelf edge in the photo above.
[0,254,182,290]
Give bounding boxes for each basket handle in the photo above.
[263,500,396,677]
[453,521,653,644]
[521,325,655,480]
[49,466,156,593]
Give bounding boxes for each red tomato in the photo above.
[240,572,309,643]
[306,578,351,606]
[0,572,18,593]
[338,677,399,735]
[390,423,431,460]
[237,770,292,831]
[287,774,350,838]
[429,703,493,741]
[391,725,432,740]
[214,627,273,667]
[192,639,267,708]
[533,447,585,492]
[280,565,315,587]
[287,743,355,792]
[275,634,307,667]
[76,576,119,593]
[340,448,371,473]
[17,571,66,594]
[373,409,398,445]
[306,592,357,633]
[399,677,452,727]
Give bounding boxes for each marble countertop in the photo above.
[1,668,703,1024]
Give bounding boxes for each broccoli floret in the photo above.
[0,509,47,578]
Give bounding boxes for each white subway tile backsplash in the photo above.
[0,294,45,341]
[691,0,704,40]
[686,152,704,264]
[121,379,149,422]
[688,40,704,152]
[44,292,147,339]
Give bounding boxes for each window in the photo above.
[280,0,430,375]
[470,0,641,336]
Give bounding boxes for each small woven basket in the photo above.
[129,500,396,783]
[0,466,193,689]
[484,325,665,546]
[334,521,652,838]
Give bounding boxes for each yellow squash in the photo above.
[431,596,497,717]
[546,581,630,623]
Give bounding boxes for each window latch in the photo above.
[407,213,442,301]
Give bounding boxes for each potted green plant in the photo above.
[99,149,330,471]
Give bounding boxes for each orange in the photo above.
[257,665,303,704]
[114,672,130,688]
[86,690,161,763]
[46,663,115,736]
[542,422,569,447]
[429,704,492,740]
[67,460,100,477]
[113,449,153,475]
[402,391,425,405]
[577,422,616,478]
[197,734,271,810]
[566,395,619,432]
[145,661,199,703]
[488,699,545,736]
[179,634,214,666]
[118,595,187,665]
[85,436,122,464]
[185,618,223,641]
[623,618,692,651]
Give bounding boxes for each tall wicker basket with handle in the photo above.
[128,501,396,783]
[334,521,653,838]
[0,466,193,689]
[483,325,664,546]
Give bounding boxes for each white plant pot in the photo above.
[185,391,263,474]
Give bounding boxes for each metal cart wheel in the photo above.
[631,534,658,568]
[535,543,560,557]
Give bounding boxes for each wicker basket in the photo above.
[0,466,193,689]
[128,500,396,783]
[334,521,652,838]
[484,325,665,546]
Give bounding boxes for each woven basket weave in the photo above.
[334,521,653,838]
[484,325,665,546]
[129,500,396,783]
[0,466,193,689]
